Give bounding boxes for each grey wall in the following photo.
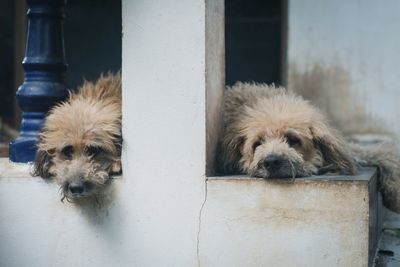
[288,0,400,138]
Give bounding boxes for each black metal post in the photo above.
[9,0,68,163]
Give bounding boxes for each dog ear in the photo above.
[110,160,122,174]
[218,131,245,175]
[108,132,123,175]
[311,125,357,175]
[32,149,54,179]
[114,132,123,156]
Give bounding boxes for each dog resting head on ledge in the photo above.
[220,82,400,213]
[33,72,122,202]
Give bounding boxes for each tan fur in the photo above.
[220,82,400,212]
[32,72,122,201]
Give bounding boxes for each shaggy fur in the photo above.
[220,82,400,212]
[32,73,122,201]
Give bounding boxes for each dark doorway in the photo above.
[225,0,287,86]
[64,0,121,89]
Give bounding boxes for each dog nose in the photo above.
[68,182,85,195]
[264,155,283,170]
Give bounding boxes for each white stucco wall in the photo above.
[288,0,400,137]
[121,0,210,265]
[0,175,125,267]
[199,170,381,267]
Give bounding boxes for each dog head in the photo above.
[222,91,357,178]
[33,75,122,201]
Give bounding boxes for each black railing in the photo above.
[10,0,68,162]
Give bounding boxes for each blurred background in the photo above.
[2,0,400,157]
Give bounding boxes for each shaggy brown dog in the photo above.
[220,82,400,212]
[33,73,122,201]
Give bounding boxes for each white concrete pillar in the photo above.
[122,0,224,266]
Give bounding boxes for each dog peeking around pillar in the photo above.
[219,82,400,213]
[32,72,122,202]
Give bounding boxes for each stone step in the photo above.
[373,208,400,266]
[199,168,383,267]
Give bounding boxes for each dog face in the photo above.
[222,90,357,178]
[242,127,320,178]
[33,74,122,201]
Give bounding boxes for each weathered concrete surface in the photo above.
[122,0,223,265]
[200,168,381,267]
[205,0,225,176]
[287,0,400,138]
[374,209,400,266]
[0,158,30,178]
[0,160,126,267]
[0,162,382,267]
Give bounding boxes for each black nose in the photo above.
[264,155,283,170]
[68,182,85,195]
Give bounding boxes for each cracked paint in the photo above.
[197,178,208,267]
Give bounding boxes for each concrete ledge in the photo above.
[0,158,31,178]
[0,158,125,267]
[0,158,382,266]
[200,168,382,267]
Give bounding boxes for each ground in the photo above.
[375,209,400,266]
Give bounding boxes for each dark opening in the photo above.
[65,0,122,89]
[0,0,17,157]
[225,0,287,86]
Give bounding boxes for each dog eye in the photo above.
[252,140,262,152]
[86,146,103,157]
[61,145,73,159]
[286,136,301,147]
